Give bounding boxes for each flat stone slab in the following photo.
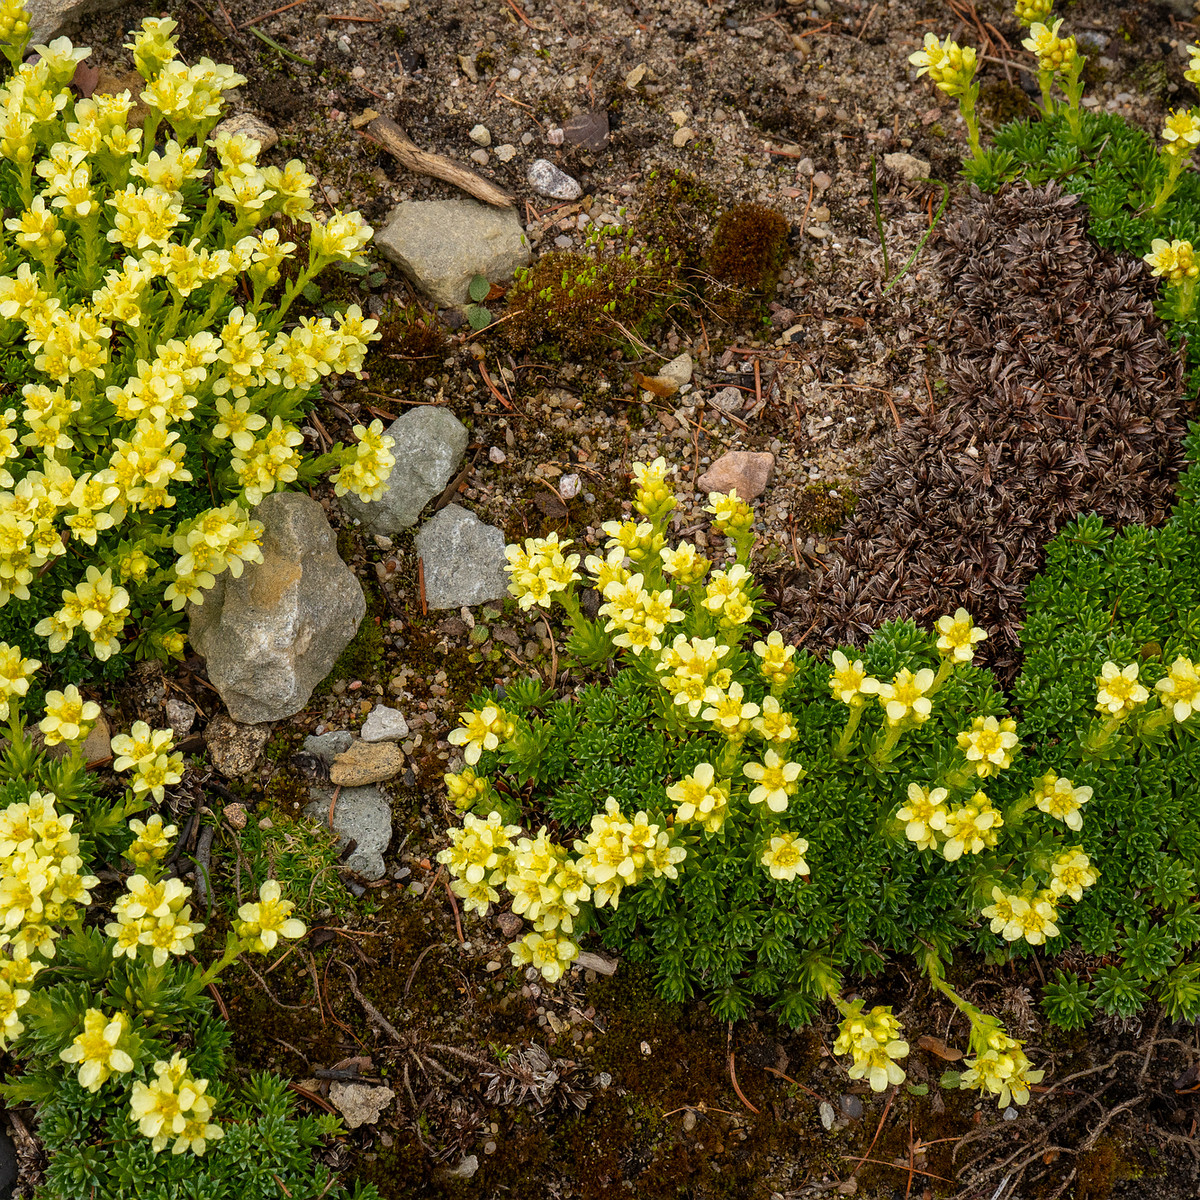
[330,740,405,787]
[697,451,776,501]
[374,198,530,308]
[306,784,392,881]
[413,503,509,609]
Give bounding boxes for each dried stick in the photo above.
[363,117,514,208]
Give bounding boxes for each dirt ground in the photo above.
[14,0,1200,1196]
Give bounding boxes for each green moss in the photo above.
[977,79,1035,129]
[794,481,856,537]
[706,203,789,323]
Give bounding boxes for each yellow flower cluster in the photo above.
[1095,660,1149,719]
[0,12,385,666]
[667,762,730,832]
[1031,770,1092,831]
[331,420,396,503]
[659,540,709,586]
[760,832,809,882]
[702,680,759,738]
[700,564,754,627]
[935,607,987,663]
[601,516,664,566]
[956,715,1019,778]
[447,705,515,765]
[1144,239,1199,286]
[233,879,306,953]
[960,1030,1044,1108]
[704,489,754,540]
[106,873,205,967]
[897,783,1002,861]
[655,634,731,717]
[124,818,177,876]
[162,501,264,610]
[505,533,581,611]
[0,640,39,720]
[1155,654,1200,722]
[754,631,796,690]
[598,572,684,655]
[436,811,521,914]
[1021,19,1077,73]
[130,1053,222,1155]
[0,790,96,974]
[35,565,129,659]
[1049,848,1097,901]
[59,1008,134,1091]
[1014,0,1054,27]
[111,720,183,801]
[981,887,1060,945]
[573,797,686,909]
[908,33,977,97]
[1162,108,1200,159]
[632,456,675,522]
[833,1005,909,1092]
[443,766,492,812]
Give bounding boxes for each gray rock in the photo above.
[330,740,405,786]
[413,504,508,609]
[205,715,272,777]
[361,704,409,742]
[164,699,196,737]
[339,407,468,534]
[189,493,366,724]
[304,730,354,765]
[328,1083,395,1129]
[709,386,743,414]
[658,351,693,388]
[448,1155,480,1180]
[883,151,931,183]
[374,199,530,308]
[562,110,609,150]
[26,0,125,43]
[527,158,583,200]
[306,784,392,880]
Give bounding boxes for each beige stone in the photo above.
[331,740,404,787]
[696,451,776,501]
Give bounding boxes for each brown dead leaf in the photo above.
[72,60,100,98]
[534,492,568,519]
[916,1035,963,1062]
[634,372,679,398]
[351,108,380,130]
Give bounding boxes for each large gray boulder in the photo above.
[413,503,508,609]
[339,406,468,534]
[374,199,530,308]
[189,493,365,724]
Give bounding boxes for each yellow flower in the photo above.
[877,667,935,725]
[126,814,177,869]
[828,649,881,706]
[234,879,306,953]
[896,783,948,852]
[1050,848,1097,901]
[960,1034,1043,1107]
[447,705,513,765]
[1002,894,1059,945]
[702,680,760,736]
[509,929,579,983]
[59,1009,135,1092]
[308,210,373,263]
[956,715,1019,777]
[981,886,1017,936]
[112,720,175,771]
[1155,655,1200,723]
[1162,108,1200,158]
[743,749,805,812]
[937,793,1002,861]
[754,631,797,689]
[909,32,977,97]
[704,489,754,537]
[1095,661,1149,719]
[1032,770,1091,831]
[1144,239,1199,287]
[659,541,709,585]
[1021,19,1076,73]
[752,695,798,744]
[760,832,809,882]
[833,1005,909,1092]
[1014,0,1053,27]
[935,608,987,664]
[667,762,729,832]
[39,685,100,745]
[131,752,185,802]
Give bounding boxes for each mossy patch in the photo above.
[794,481,856,537]
[706,202,789,322]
